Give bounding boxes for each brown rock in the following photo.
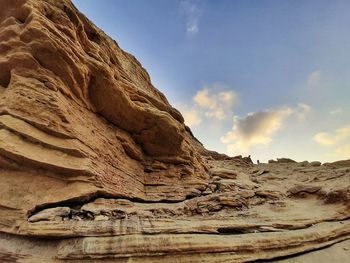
[210,168,238,179]
[324,159,350,168]
[255,190,283,199]
[288,185,322,196]
[310,161,322,166]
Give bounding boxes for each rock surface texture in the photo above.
[0,0,349,262]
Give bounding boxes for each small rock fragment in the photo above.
[94,215,110,221]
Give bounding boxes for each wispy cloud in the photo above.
[329,107,343,116]
[180,0,202,35]
[306,70,322,88]
[313,125,350,160]
[295,102,312,121]
[221,103,311,155]
[313,133,336,146]
[313,125,350,146]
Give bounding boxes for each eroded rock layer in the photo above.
[0,0,349,262]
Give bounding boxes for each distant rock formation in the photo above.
[0,0,349,262]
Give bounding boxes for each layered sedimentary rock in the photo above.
[0,0,349,262]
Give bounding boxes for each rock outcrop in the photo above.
[0,0,349,262]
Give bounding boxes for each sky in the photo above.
[72,0,350,163]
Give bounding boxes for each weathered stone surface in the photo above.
[28,207,70,223]
[0,0,349,262]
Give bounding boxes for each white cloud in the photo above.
[187,23,199,34]
[193,86,238,120]
[182,108,202,127]
[306,70,322,88]
[178,83,238,128]
[193,89,212,108]
[330,107,343,116]
[313,125,350,146]
[180,0,202,35]
[221,103,311,155]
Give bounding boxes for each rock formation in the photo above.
[0,0,349,262]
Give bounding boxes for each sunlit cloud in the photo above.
[180,0,202,35]
[313,133,336,146]
[193,89,212,108]
[182,108,202,127]
[193,86,238,120]
[314,126,350,160]
[221,103,311,155]
[179,83,238,127]
[313,125,350,146]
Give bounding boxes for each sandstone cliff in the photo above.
[0,0,349,262]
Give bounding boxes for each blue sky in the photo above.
[73,0,350,162]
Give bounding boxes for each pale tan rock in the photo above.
[94,215,109,221]
[28,207,70,223]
